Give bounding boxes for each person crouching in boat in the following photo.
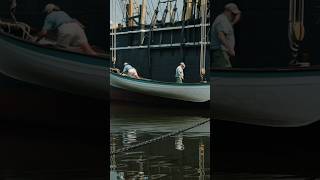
[122,62,140,79]
[175,62,186,83]
[35,3,97,56]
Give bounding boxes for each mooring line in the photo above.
[110,118,210,155]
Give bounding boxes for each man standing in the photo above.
[211,3,241,68]
[36,3,97,55]
[175,62,186,83]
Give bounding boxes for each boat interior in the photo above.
[212,0,320,70]
[0,18,107,58]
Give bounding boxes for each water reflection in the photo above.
[175,134,185,151]
[110,101,210,180]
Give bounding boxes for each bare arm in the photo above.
[232,13,241,25]
[35,30,47,42]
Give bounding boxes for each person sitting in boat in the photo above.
[122,62,140,79]
[35,3,97,56]
[211,3,241,68]
[175,62,186,83]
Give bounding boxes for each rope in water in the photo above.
[110,118,210,155]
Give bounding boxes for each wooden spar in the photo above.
[140,0,147,45]
[288,0,305,65]
[128,0,134,27]
[200,0,207,81]
[140,0,147,29]
[184,0,193,21]
[111,0,117,67]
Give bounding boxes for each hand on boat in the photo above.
[32,36,39,43]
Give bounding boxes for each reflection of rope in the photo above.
[110,118,210,155]
[0,20,33,40]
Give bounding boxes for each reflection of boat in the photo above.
[111,72,209,102]
[212,68,320,127]
[0,21,108,99]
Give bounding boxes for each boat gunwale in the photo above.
[0,27,108,63]
[111,72,209,86]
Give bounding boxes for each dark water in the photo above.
[110,102,210,179]
[213,120,320,179]
[0,124,106,179]
[0,74,108,178]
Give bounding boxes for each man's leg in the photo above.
[213,49,232,68]
[176,77,182,83]
[221,51,232,68]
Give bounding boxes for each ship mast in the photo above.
[111,0,117,68]
[288,0,305,65]
[199,0,207,82]
[140,0,147,45]
[127,0,134,27]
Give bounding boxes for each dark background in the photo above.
[212,0,320,67]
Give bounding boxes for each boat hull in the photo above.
[0,32,108,99]
[212,69,320,127]
[110,72,210,103]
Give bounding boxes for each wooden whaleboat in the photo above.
[212,67,320,127]
[210,0,320,127]
[110,0,210,104]
[0,20,108,99]
[110,71,210,103]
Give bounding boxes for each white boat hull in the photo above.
[212,71,320,127]
[0,32,108,99]
[111,72,210,102]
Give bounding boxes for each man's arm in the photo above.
[178,67,184,79]
[232,13,241,25]
[35,30,47,42]
[218,31,235,56]
[122,66,127,74]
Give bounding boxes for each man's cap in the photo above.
[44,3,59,13]
[180,62,186,67]
[124,62,129,66]
[225,3,241,14]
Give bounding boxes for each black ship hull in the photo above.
[113,24,210,83]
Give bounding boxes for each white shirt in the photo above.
[175,65,184,79]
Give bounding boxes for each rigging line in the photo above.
[116,0,125,23]
[147,0,153,23]
[150,0,156,14]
